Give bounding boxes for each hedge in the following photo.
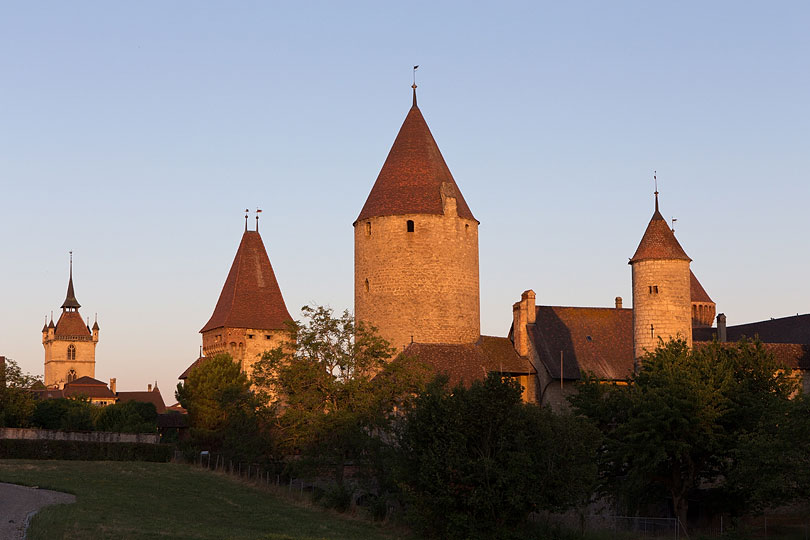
[0,439,173,462]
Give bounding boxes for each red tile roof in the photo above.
[63,376,116,399]
[530,306,635,381]
[694,341,810,371]
[200,230,292,333]
[630,204,690,263]
[690,270,713,303]
[694,314,810,347]
[403,335,534,387]
[355,102,476,223]
[178,356,208,380]
[117,390,167,413]
[54,311,90,337]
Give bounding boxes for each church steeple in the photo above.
[61,252,81,311]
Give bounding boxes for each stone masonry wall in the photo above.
[202,327,288,380]
[43,334,96,388]
[632,259,692,358]
[355,208,480,352]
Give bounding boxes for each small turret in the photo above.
[630,184,692,359]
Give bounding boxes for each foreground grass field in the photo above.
[0,460,410,540]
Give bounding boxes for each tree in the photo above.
[0,358,41,427]
[252,305,431,490]
[31,398,95,431]
[175,353,270,460]
[397,373,601,539]
[570,338,809,526]
[94,401,158,433]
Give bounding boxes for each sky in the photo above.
[1,1,809,405]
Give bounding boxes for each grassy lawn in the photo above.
[0,460,412,540]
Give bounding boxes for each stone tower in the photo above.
[200,221,293,379]
[354,87,480,351]
[630,192,692,358]
[43,255,99,388]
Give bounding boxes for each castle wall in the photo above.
[202,327,289,379]
[354,209,480,351]
[632,259,692,358]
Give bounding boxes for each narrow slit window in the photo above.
[365,222,371,236]
[406,220,414,232]
[364,278,370,292]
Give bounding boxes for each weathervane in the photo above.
[256,208,262,231]
[671,217,678,233]
[244,209,249,231]
[412,65,419,106]
[653,170,659,212]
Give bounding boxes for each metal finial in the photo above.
[671,217,678,232]
[256,208,262,231]
[245,209,249,232]
[412,65,419,107]
[69,250,73,278]
[653,171,659,212]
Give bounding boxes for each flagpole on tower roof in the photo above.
[412,65,419,107]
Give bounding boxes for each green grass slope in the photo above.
[0,460,407,540]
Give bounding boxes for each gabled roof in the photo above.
[690,270,713,303]
[355,96,476,223]
[693,341,810,371]
[630,198,690,263]
[200,230,293,333]
[695,313,810,346]
[63,376,116,399]
[530,306,635,381]
[403,335,534,387]
[117,390,166,414]
[54,311,91,337]
[178,356,208,380]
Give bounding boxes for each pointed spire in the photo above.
[200,228,293,333]
[61,251,81,310]
[355,90,476,223]
[629,185,691,264]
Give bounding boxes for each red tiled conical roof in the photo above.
[355,98,476,223]
[200,230,292,333]
[630,198,691,263]
[690,270,713,303]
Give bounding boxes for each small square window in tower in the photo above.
[406,220,414,232]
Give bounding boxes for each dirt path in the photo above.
[0,482,75,539]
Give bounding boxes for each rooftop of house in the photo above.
[403,335,535,387]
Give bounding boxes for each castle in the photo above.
[182,85,810,404]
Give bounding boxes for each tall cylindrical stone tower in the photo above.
[630,193,692,359]
[354,88,480,351]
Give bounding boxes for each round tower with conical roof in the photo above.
[354,87,480,351]
[630,191,693,359]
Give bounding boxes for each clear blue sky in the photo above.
[2,1,808,404]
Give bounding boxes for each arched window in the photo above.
[67,369,77,383]
[67,345,76,361]
[406,220,414,232]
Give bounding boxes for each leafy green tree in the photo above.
[570,338,809,526]
[0,358,41,427]
[176,353,269,460]
[94,401,158,433]
[397,373,601,539]
[252,305,431,490]
[32,398,95,431]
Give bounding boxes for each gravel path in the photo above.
[0,482,76,539]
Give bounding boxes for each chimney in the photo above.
[717,313,727,342]
[147,383,152,392]
[615,296,623,309]
[109,378,116,394]
[513,290,536,357]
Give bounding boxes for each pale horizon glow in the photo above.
[1,1,808,406]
